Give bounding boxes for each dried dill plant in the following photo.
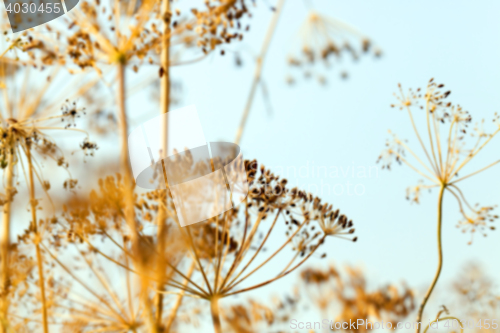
[1,1,256,332]
[54,158,356,333]
[0,2,363,332]
[222,291,300,333]
[8,2,253,331]
[38,175,188,332]
[300,265,414,332]
[285,11,381,85]
[378,79,500,333]
[0,65,97,332]
[17,0,252,69]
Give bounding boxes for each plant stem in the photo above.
[0,152,14,333]
[210,297,222,333]
[116,62,140,254]
[155,0,171,327]
[26,145,48,333]
[234,0,286,145]
[160,0,170,118]
[415,184,445,333]
[116,62,158,333]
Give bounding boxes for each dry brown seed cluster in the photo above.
[286,11,381,85]
[187,0,251,54]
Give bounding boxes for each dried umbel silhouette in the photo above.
[286,11,381,85]
[16,0,252,71]
[43,159,356,332]
[222,290,300,333]
[0,64,98,332]
[378,79,500,333]
[0,1,374,332]
[300,265,414,333]
[3,4,255,331]
[218,264,414,333]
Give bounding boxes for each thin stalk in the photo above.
[448,127,500,181]
[397,140,438,177]
[405,106,439,175]
[185,227,213,295]
[224,235,326,297]
[390,151,438,183]
[415,184,445,333]
[217,201,250,291]
[101,229,208,297]
[234,0,286,145]
[223,218,308,293]
[155,0,171,325]
[448,184,474,211]
[425,99,440,175]
[222,209,280,291]
[210,297,222,333]
[75,247,129,321]
[214,213,232,294]
[446,187,467,216]
[449,160,500,185]
[0,152,14,330]
[213,215,222,293]
[443,119,456,179]
[431,113,444,178]
[41,244,125,322]
[26,145,49,333]
[116,62,158,333]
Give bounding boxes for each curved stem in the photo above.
[423,316,464,333]
[415,184,445,333]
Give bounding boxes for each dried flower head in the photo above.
[0,64,97,330]
[286,11,381,85]
[378,79,500,243]
[46,159,356,332]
